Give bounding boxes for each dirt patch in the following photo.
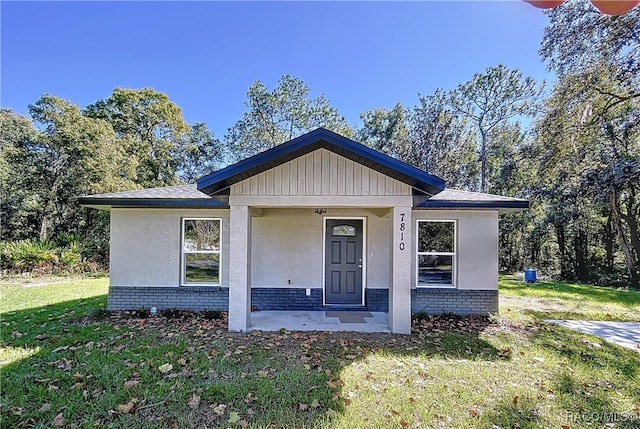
[500,296,568,313]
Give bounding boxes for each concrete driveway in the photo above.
[547,320,640,352]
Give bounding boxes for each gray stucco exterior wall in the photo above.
[106,200,502,324]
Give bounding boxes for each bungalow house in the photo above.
[79,128,528,334]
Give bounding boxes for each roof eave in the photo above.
[78,198,228,210]
[416,200,530,210]
[414,200,529,214]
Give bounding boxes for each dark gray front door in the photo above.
[325,219,363,305]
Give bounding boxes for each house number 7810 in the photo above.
[399,213,406,251]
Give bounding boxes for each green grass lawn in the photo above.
[1,275,639,428]
[499,274,640,322]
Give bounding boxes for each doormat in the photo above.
[325,311,373,323]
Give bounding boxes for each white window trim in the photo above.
[416,219,457,288]
[181,217,222,286]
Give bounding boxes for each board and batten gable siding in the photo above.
[230,149,411,197]
[412,210,499,291]
[109,208,230,287]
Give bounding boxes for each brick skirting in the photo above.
[107,286,498,316]
[107,286,228,311]
[411,288,498,315]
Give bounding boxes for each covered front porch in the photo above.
[227,203,413,334]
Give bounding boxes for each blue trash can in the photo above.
[524,269,537,283]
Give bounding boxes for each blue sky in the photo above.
[1,1,553,137]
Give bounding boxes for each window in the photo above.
[417,220,456,287]
[181,218,221,285]
[331,224,357,236]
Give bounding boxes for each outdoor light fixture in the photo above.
[314,208,327,215]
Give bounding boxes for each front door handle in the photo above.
[358,265,362,268]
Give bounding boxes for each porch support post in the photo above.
[390,206,412,334]
[228,205,251,331]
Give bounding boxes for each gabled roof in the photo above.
[196,128,446,196]
[417,189,529,212]
[77,184,224,209]
[78,129,529,212]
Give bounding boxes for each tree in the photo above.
[407,90,479,190]
[84,88,190,187]
[0,109,41,240]
[225,75,353,160]
[177,122,224,183]
[536,1,640,285]
[25,95,137,241]
[535,65,639,284]
[449,65,543,192]
[540,0,639,83]
[0,96,137,266]
[358,103,409,156]
[357,93,479,190]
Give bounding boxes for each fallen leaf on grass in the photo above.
[326,409,338,418]
[390,409,400,416]
[257,370,269,378]
[52,413,65,427]
[158,363,173,373]
[310,400,320,408]
[399,420,409,428]
[187,395,201,409]
[211,404,227,415]
[513,396,518,405]
[38,403,52,413]
[118,399,137,414]
[124,380,140,389]
[299,403,308,411]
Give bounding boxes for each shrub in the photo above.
[60,241,83,270]
[1,239,59,272]
[0,235,105,274]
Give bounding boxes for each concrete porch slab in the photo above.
[249,311,390,333]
